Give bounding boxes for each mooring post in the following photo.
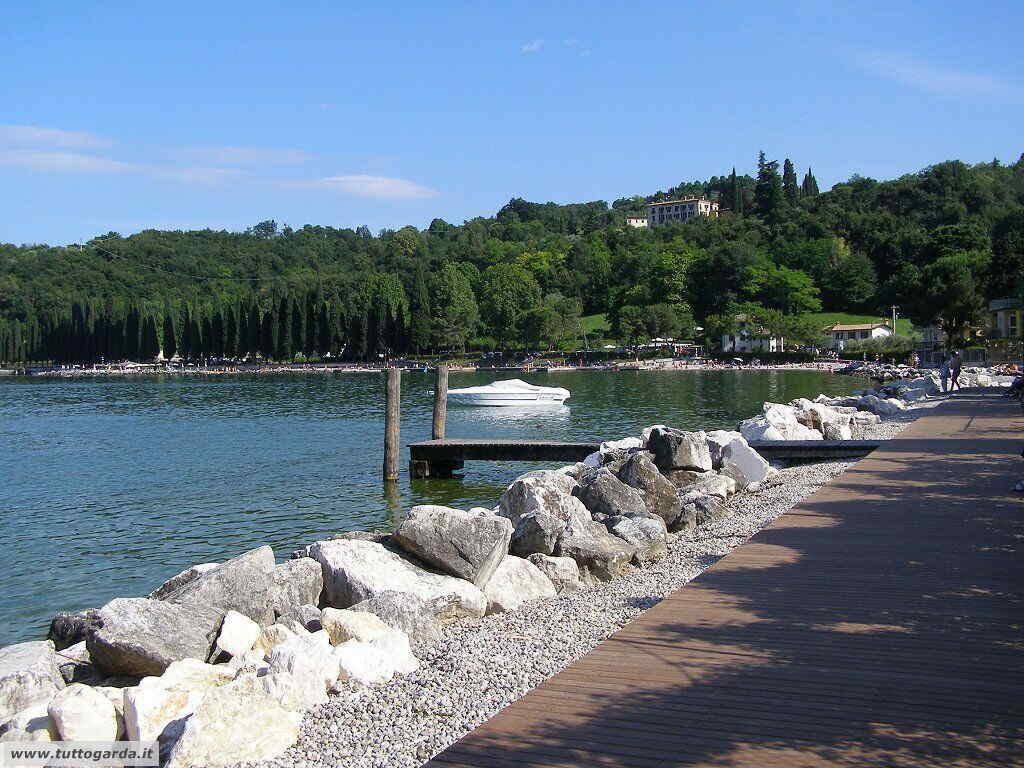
[383,367,401,483]
[432,364,448,440]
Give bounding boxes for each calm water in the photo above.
[0,369,859,646]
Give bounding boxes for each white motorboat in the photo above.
[447,378,570,407]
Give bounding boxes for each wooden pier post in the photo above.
[383,367,401,483]
[432,365,448,440]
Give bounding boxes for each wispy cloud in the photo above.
[564,39,591,57]
[0,150,133,173]
[181,145,310,167]
[521,39,543,54]
[854,49,1020,100]
[310,174,438,200]
[0,124,109,149]
[0,149,243,186]
[0,125,436,198]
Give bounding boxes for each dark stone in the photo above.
[618,452,682,527]
[48,610,102,652]
[165,546,276,626]
[574,469,648,519]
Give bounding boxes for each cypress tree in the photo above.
[782,158,799,204]
[754,151,784,223]
[291,296,305,359]
[162,299,177,359]
[801,167,820,197]
[730,167,743,215]
[224,304,237,359]
[140,313,160,359]
[249,301,263,359]
[276,295,293,361]
[408,264,432,353]
[210,296,225,358]
[260,303,276,360]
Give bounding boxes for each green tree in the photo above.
[782,158,799,204]
[430,262,479,351]
[754,151,784,224]
[479,263,542,348]
[801,168,819,196]
[918,251,990,343]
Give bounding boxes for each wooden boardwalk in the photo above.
[426,390,1024,767]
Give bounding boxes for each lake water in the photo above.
[0,369,860,646]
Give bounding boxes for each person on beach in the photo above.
[939,357,951,394]
[949,351,963,392]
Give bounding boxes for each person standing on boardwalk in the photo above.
[949,351,963,392]
[939,356,951,393]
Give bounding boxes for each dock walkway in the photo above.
[427,391,1024,767]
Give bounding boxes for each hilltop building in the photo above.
[647,196,719,227]
[827,322,893,352]
[625,214,648,229]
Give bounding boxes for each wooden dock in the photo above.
[408,438,882,478]
[425,390,1024,767]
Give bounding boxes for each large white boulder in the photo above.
[740,402,823,441]
[392,505,512,587]
[719,436,770,491]
[483,556,557,614]
[346,591,441,649]
[163,676,302,768]
[333,641,395,686]
[680,472,736,503]
[123,659,234,743]
[367,630,419,675]
[497,471,590,557]
[858,394,906,416]
[0,701,58,742]
[265,642,334,709]
[705,430,742,470]
[47,683,119,741]
[0,641,64,721]
[309,539,487,621]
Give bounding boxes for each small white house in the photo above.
[721,314,784,353]
[625,214,648,229]
[828,323,893,351]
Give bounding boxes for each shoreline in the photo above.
[248,400,940,768]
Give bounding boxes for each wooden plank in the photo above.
[425,391,1024,768]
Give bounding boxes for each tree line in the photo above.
[2,152,1023,364]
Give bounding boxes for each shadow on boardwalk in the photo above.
[431,394,1024,767]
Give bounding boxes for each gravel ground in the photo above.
[247,398,941,768]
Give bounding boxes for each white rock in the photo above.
[0,702,58,742]
[215,610,261,658]
[599,436,643,454]
[719,437,770,491]
[123,659,233,742]
[333,641,395,686]
[681,472,736,503]
[705,429,743,469]
[582,451,602,469]
[48,683,118,741]
[526,554,582,593]
[0,641,65,721]
[254,623,299,655]
[163,676,302,768]
[483,556,557,615]
[369,630,419,675]
[320,608,392,645]
[310,539,487,621]
[265,643,331,709]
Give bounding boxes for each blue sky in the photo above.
[1,0,1021,245]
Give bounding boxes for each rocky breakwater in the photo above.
[0,425,782,767]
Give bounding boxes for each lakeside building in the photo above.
[827,322,893,352]
[625,214,648,229]
[647,196,719,227]
[989,297,1023,339]
[721,314,784,353]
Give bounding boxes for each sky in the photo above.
[1,0,1021,245]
